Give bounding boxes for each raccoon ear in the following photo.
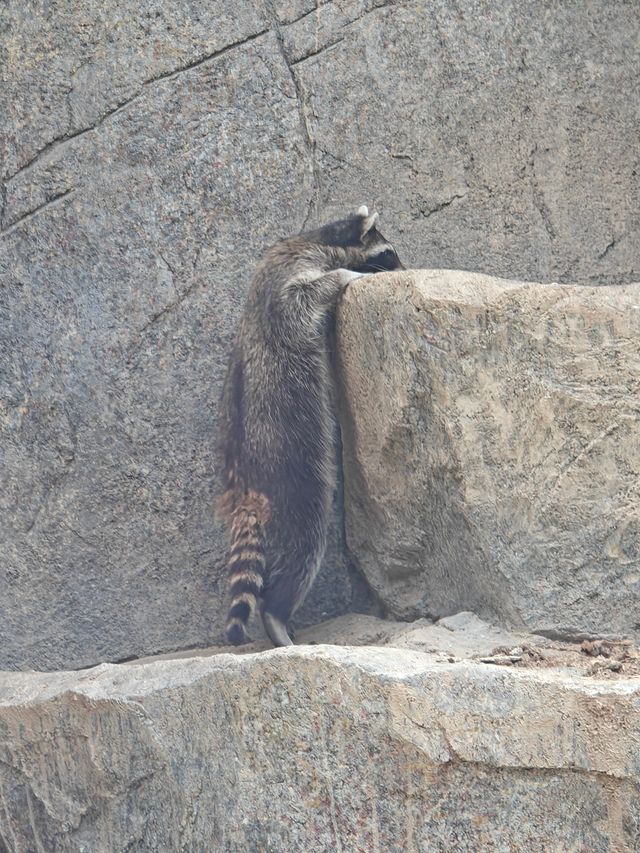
[360,211,378,239]
[359,209,379,238]
[356,205,369,216]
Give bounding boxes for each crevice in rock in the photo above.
[0,181,7,230]
[130,279,201,348]
[389,151,414,163]
[528,144,557,241]
[278,0,403,31]
[62,524,96,548]
[158,253,179,297]
[124,249,206,365]
[394,704,633,785]
[1,189,75,237]
[3,28,269,192]
[578,271,638,285]
[279,0,334,28]
[317,146,358,171]
[25,487,51,534]
[141,28,269,87]
[413,193,467,220]
[597,237,616,260]
[24,786,47,853]
[289,35,346,66]
[4,98,141,189]
[263,0,321,228]
[533,626,630,644]
[534,422,620,519]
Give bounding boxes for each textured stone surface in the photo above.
[338,270,640,638]
[286,0,640,285]
[0,2,358,670]
[2,0,638,669]
[0,615,639,852]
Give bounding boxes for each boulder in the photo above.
[337,270,640,639]
[0,614,638,851]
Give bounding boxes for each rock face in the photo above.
[0,1,354,670]
[1,0,638,669]
[287,0,640,287]
[338,271,640,638]
[0,615,638,852]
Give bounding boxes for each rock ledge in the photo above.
[1,614,638,851]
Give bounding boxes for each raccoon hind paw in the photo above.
[261,609,294,647]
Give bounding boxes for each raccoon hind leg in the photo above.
[261,605,293,648]
[260,532,328,647]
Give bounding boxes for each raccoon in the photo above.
[217,206,404,647]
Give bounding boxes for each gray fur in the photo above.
[218,208,403,646]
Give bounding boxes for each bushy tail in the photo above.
[224,490,270,645]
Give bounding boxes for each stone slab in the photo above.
[0,614,638,851]
[338,270,640,638]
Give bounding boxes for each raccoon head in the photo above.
[304,205,405,274]
[349,205,405,274]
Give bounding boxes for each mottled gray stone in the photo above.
[286,0,640,285]
[0,3,337,671]
[0,620,639,852]
[1,0,638,669]
[338,270,640,638]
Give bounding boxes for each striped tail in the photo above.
[225,489,271,645]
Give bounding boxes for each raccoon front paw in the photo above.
[335,268,368,286]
